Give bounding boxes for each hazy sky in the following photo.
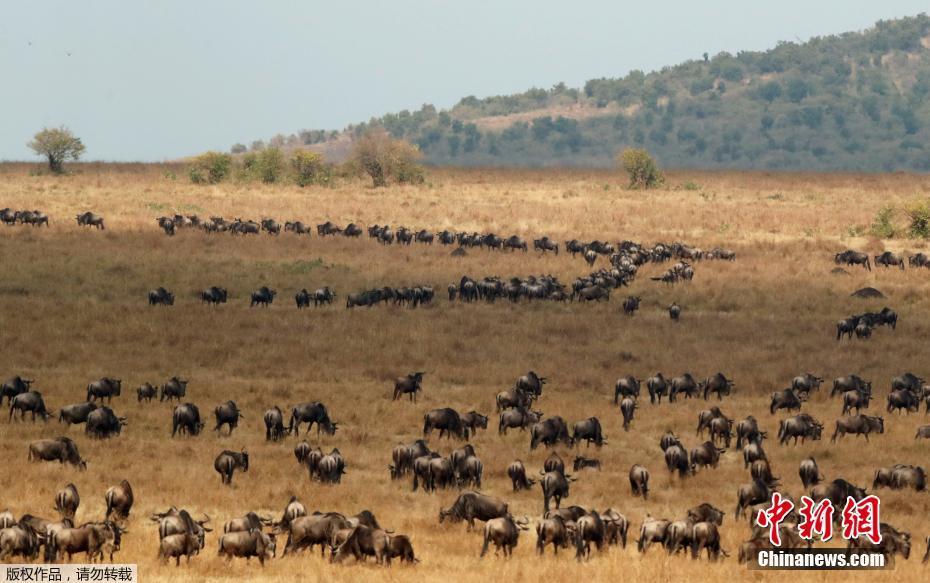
[1,1,927,161]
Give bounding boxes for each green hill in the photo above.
[255,15,930,171]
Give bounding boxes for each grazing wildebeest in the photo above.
[217,530,275,566]
[55,483,80,521]
[691,522,725,560]
[137,383,157,403]
[288,402,337,436]
[172,403,204,437]
[85,406,126,439]
[811,479,867,512]
[498,407,541,434]
[439,492,509,531]
[9,391,50,422]
[214,400,243,434]
[751,459,778,485]
[250,286,277,307]
[1,376,33,405]
[200,286,228,306]
[317,448,346,484]
[575,285,609,302]
[620,397,637,431]
[530,416,571,449]
[27,437,86,469]
[75,212,105,229]
[573,456,601,471]
[393,372,425,402]
[480,515,529,558]
[389,439,431,479]
[735,479,774,519]
[831,415,884,442]
[423,408,469,440]
[841,389,873,415]
[887,389,920,414]
[214,450,249,485]
[508,460,535,491]
[58,402,98,426]
[799,457,823,489]
[263,406,287,441]
[690,441,726,472]
[735,416,765,448]
[873,465,926,491]
[664,444,690,478]
[281,512,350,556]
[832,375,871,397]
[602,508,629,548]
[647,373,669,404]
[105,480,134,522]
[533,237,559,254]
[160,377,189,402]
[637,516,671,553]
[148,287,175,306]
[536,515,573,555]
[496,387,532,412]
[330,525,392,564]
[778,414,824,445]
[629,464,650,499]
[571,417,605,448]
[614,376,641,402]
[792,373,824,396]
[87,377,121,403]
[770,388,802,414]
[223,512,272,534]
[49,521,123,562]
[854,322,872,339]
[702,372,734,400]
[461,411,489,435]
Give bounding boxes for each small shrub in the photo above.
[290,150,332,187]
[256,147,285,184]
[904,200,930,238]
[681,181,701,191]
[869,205,897,238]
[617,148,663,189]
[347,133,425,187]
[187,151,231,184]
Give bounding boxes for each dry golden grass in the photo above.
[2,164,930,582]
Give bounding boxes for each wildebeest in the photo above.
[629,464,650,499]
[873,464,926,491]
[575,285,609,302]
[664,444,690,478]
[214,400,243,434]
[294,289,311,309]
[669,302,681,321]
[646,373,669,404]
[172,403,204,437]
[811,478,867,510]
[620,397,637,431]
[792,373,824,395]
[440,492,509,531]
[200,286,228,306]
[9,391,51,422]
[778,414,823,445]
[263,406,287,441]
[496,387,532,412]
[799,457,823,489]
[841,389,873,415]
[159,531,204,566]
[831,415,884,442]
[498,407,541,434]
[423,408,469,440]
[735,479,773,519]
[250,286,277,307]
[770,388,802,414]
[847,523,911,564]
[660,430,683,452]
[1,376,33,405]
[460,411,489,436]
[637,516,671,553]
[217,529,275,566]
[105,480,134,522]
[536,515,573,555]
[742,442,767,468]
[916,425,930,440]
[288,402,337,435]
[137,383,157,403]
[224,512,272,534]
[214,450,249,485]
[614,376,641,402]
[28,437,86,469]
[389,439,431,479]
[313,287,336,306]
[317,448,346,484]
[330,524,392,564]
[690,441,726,472]
[87,377,121,403]
[622,296,641,316]
[160,377,189,402]
[669,372,699,401]
[887,389,920,414]
[49,521,123,562]
[281,512,350,556]
[831,375,871,397]
[574,511,607,561]
[58,401,98,426]
[55,483,80,521]
[572,417,605,447]
[702,372,734,400]
[735,416,765,447]
[875,251,905,270]
[530,416,571,449]
[834,249,870,270]
[573,456,600,472]
[85,406,127,439]
[540,471,573,512]
[507,460,535,491]
[709,415,734,447]
[148,287,175,306]
[515,371,546,399]
[480,515,529,558]
[393,372,425,402]
[76,212,105,229]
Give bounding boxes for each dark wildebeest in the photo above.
[831,375,871,397]
[799,457,823,489]
[536,515,573,555]
[85,406,126,439]
[875,251,905,270]
[873,465,926,492]
[214,400,243,434]
[250,287,277,307]
[638,516,672,553]
[735,416,765,448]
[288,402,337,436]
[575,285,609,302]
[317,448,346,484]
[330,525,391,564]
[792,373,824,396]
[498,407,541,434]
[916,425,930,440]
[836,317,857,341]
[55,483,80,521]
[224,512,272,534]
[834,249,870,270]
[664,444,690,479]
[574,511,607,561]
[263,406,287,441]
[770,388,802,414]
[831,415,884,442]
[495,387,531,412]
[480,516,529,558]
[691,522,726,560]
[507,460,536,491]
[660,430,683,452]
[516,371,546,399]
[0,522,41,561]
[887,389,920,414]
[393,372,425,402]
[811,479,867,511]
[276,497,306,532]
[847,524,911,564]
[614,376,641,402]
[281,512,350,556]
[389,439,431,479]
[669,303,681,321]
[573,456,601,471]
[0,376,33,405]
[530,416,571,449]
[646,373,669,404]
[439,492,509,531]
[750,459,778,486]
[702,373,734,400]
[158,532,204,566]
[171,403,204,437]
[217,530,275,566]
[137,383,157,403]
[423,408,469,440]
[313,287,336,306]
[603,508,630,548]
[842,389,873,415]
[27,437,86,469]
[87,377,121,403]
[629,464,650,499]
[696,406,724,436]
[9,391,50,422]
[294,289,311,309]
[214,450,249,485]
[200,286,228,306]
[742,442,767,468]
[690,441,726,472]
[58,402,99,426]
[75,212,105,229]
[105,480,134,522]
[891,372,924,393]
[160,377,189,402]
[778,414,824,445]
[148,287,175,306]
[572,417,605,448]
[669,373,700,401]
[620,397,637,431]
[48,521,123,562]
[622,296,641,316]
[735,479,774,519]
[461,411,489,435]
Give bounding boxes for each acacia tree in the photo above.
[28,126,85,174]
[348,132,424,187]
[618,148,663,189]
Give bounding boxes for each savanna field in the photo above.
[3,164,930,582]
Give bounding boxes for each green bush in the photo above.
[348,133,425,187]
[869,205,897,238]
[256,147,285,183]
[290,150,332,187]
[617,148,664,189]
[188,151,232,184]
[905,201,930,238]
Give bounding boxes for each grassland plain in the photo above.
[1,164,930,582]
